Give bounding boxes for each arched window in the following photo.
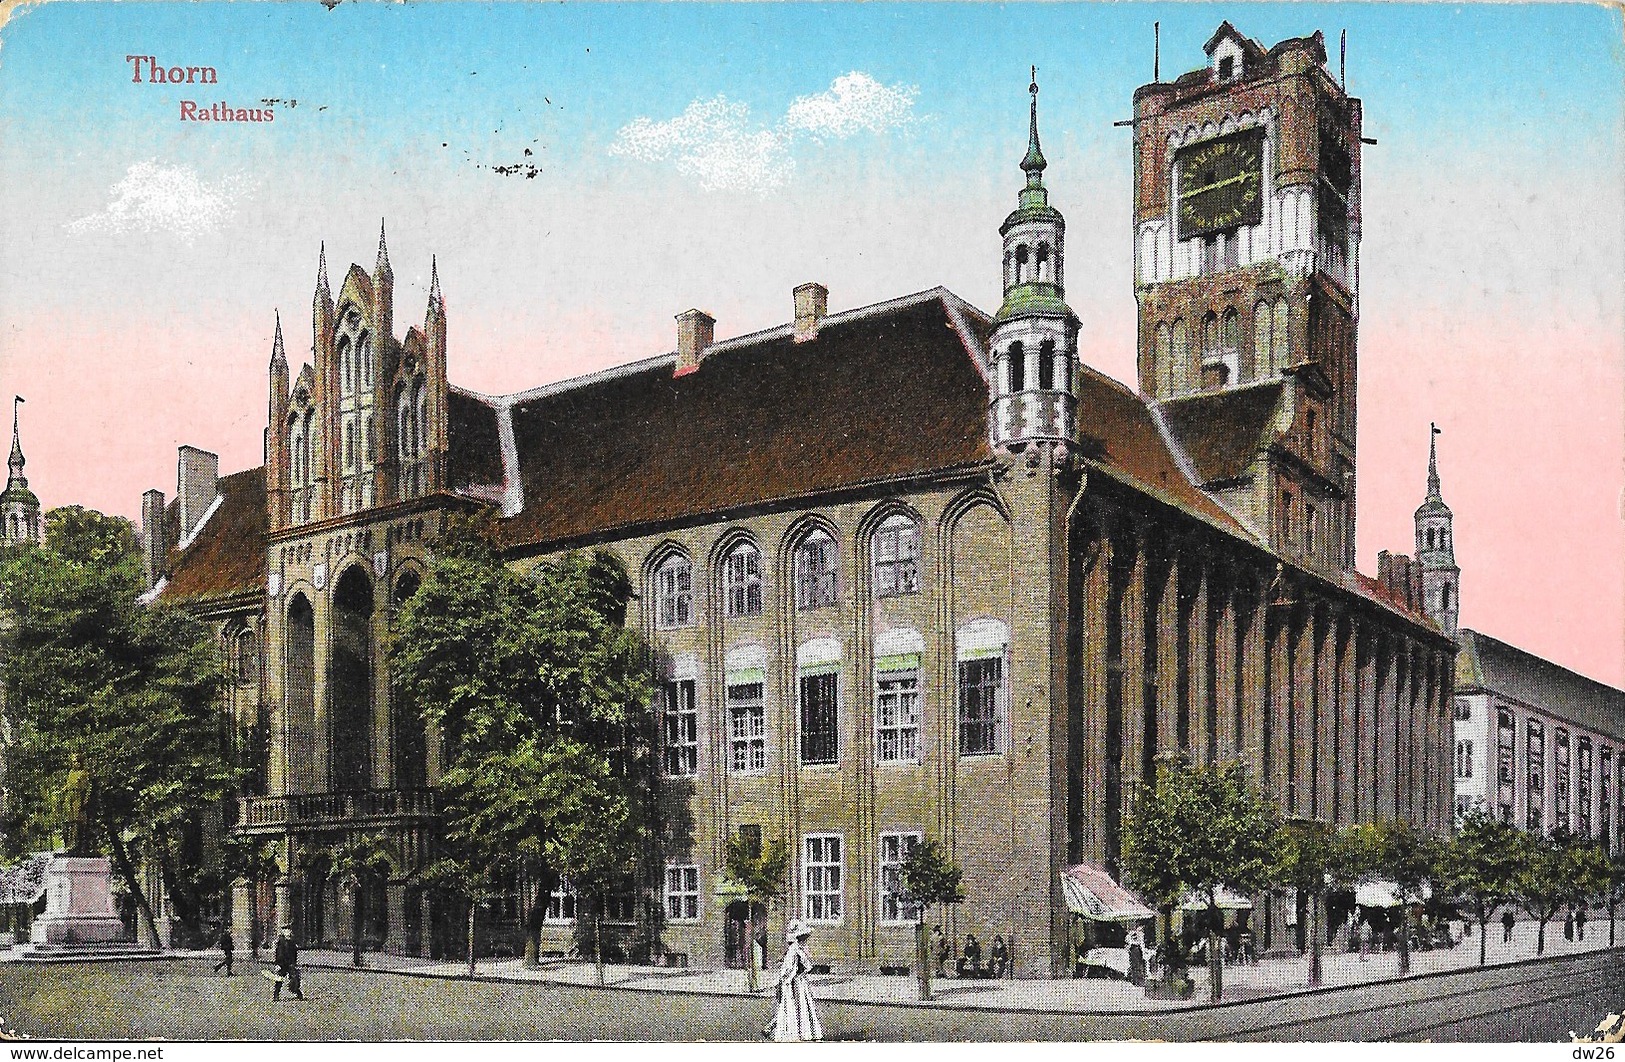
[724,541,763,618]
[795,529,839,611]
[344,420,356,473]
[1272,300,1290,370]
[413,383,428,459]
[1171,319,1188,393]
[338,336,353,396]
[358,333,372,388]
[655,553,693,629]
[236,628,258,686]
[1007,342,1026,394]
[872,514,920,597]
[1201,311,1219,358]
[1015,244,1030,283]
[1038,339,1056,391]
[1441,584,1453,611]
[1253,301,1273,374]
[1036,243,1051,284]
[1220,308,1239,353]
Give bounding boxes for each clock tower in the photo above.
[1131,23,1362,571]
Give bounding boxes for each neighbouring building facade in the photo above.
[1380,434,1625,846]
[143,24,1456,978]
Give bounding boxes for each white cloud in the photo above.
[783,72,918,141]
[610,71,919,196]
[610,95,794,194]
[67,160,252,242]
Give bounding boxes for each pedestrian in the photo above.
[1502,908,1516,944]
[1126,926,1147,987]
[990,934,1010,979]
[212,925,235,976]
[962,931,982,976]
[1577,906,1587,941]
[269,927,304,1000]
[933,925,950,979]
[1565,909,1576,942]
[765,919,822,1042]
[1358,919,1370,962]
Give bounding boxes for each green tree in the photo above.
[1437,809,1526,966]
[722,831,790,993]
[219,835,280,957]
[1517,828,1576,955]
[1370,819,1442,975]
[896,838,964,1001]
[1566,840,1611,944]
[0,510,234,946]
[1123,757,1280,1002]
[1275,819,1373,986]
[1604,848,1625,948]
[390,515,653,970]
[331,833,394,968]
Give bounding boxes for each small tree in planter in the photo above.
[1438,809,1525,966]
[722,832,789,993]
[1517,828,1575,956]
[1124,756,1280,1003]
[1275,819,1373,986]
[896,838,964,1001]
[331,833,393,968]
[1370,820,1442,975]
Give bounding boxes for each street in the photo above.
[0,950,1618,1041]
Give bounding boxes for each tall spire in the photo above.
[316,241,330,297]
[375,218,392,276]
[428,254,442,309]
[1021,66,1047,188]
[1426,422,1442,502]
[271,311,286,365]
[9,396,24,479]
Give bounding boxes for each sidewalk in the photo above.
[247,912,1623,1014]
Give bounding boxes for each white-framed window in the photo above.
[795,530,839,611]
[728,681,768,774]
[546,877,577,922]
[875,668,921,764]
[878,831,921,924]
[799,670,840,766]
[664,865,700,922]
[873,516,920,597]
[662,679,698,777]
[958,657,1003,756]
[725,542,763,617]
[804,834,843,923]
[1456,739,1474,779]
[655,554,693,629]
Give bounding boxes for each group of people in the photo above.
[208,924,304,1000]
[1496,906,1589,943]
[930,926,1012,979]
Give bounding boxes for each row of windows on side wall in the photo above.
[653,518,921,629]
[663,832,927,927]
[659,656,1006,777]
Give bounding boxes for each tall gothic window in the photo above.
[724,542,763,618]
[655,554,693,630]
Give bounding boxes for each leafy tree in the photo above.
[390,514,653,970]
[1566,840,1611,943]
[1275,819,1373,986]
[1370,819,1443,975]
[1517,828,1576,955]
[1123,756,1280,1002]
[331,833,394,968]
[896,838,964,1001]
[722,831,790,993]
[1437,808,1526,966]
[218,835,280,957]
[0,510,234,946]
[1604,849,1625,948]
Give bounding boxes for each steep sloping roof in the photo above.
[1155,382,1285,486]
[1457,629,1625,735]
[159,467,267,604]
[1075,365,1251,537]
[447,389,504,497]
[496,290,993,548]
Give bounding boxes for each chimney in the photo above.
[141,488,168,589]
[1377,550,1394,589]
[793,282,828,342]
[674,309,715,376]
[177,445,219,539]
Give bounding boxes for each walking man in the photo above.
[1577,906,1587,941]
[270,928,304,1000]
[212,925,235,976]
[1502,908,1516,944]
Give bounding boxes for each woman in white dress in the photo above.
[769,919,824,1041]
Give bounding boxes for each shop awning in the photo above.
[1355,879,1431,908]
[1062,865,1156,922]
[1180,885,1255,911]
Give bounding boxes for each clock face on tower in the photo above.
[1176,128,1266,238]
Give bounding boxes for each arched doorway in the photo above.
[331,567,374,792]
[286,593,316,793]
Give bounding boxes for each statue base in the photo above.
[26,855,126,947]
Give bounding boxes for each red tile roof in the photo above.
[1156,382,1285,486]
[159,467,267,604]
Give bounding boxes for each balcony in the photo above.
[235,789,437,835]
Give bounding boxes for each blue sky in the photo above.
[0,1,1621,683]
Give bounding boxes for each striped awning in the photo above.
[1062,865,1156,922]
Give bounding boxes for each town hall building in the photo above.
[142,24,1456,977]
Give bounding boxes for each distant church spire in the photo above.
[316,242,330,297]
[9,396,23,478]
[1426,421,1442,502]
[271,310,286,366]
[2,395,40,544]
[375,218,392,277]
[428,254,442,310]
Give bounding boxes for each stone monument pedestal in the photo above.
[28,855,125,946]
